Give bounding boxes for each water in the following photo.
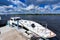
[18,15,60,40]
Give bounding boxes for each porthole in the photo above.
[31,24,35,28]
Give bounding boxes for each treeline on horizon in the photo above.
[0,13,60,16]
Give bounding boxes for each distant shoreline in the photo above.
[0,14,60,16]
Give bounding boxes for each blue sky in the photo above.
[0,0,60,14]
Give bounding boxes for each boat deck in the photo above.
[0,25,29,40]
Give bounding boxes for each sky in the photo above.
[0,0,60,14]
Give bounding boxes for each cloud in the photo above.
[37,0,53,1]
[0,0,60,14]
[23,4,35,10]
[20,4,60,14]
[0,4,60,14]
[0,5,14,13]
[53,6,60,10]
[8,0,27,7]
[25,0,60,5]
[51,3,60,10]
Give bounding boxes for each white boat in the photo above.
[9,17,56,39]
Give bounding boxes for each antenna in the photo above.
[45,23,47,35]
[46,23,47,29]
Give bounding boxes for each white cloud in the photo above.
[25,0,60,5]
[0,0,60,14]
[16,4,60,14]
[53,6,60,10]
[24,4,35,10]
[0,5,15,13]
[52,3,60,10]
[37,0,57,2]
[8,0,26,6]
[7,0,60,14]
[8,5,13,8]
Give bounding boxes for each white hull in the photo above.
[9,17,56,39]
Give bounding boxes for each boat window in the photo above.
[14,18,21,21]
[25,31,29,35]
[10,19,13,20]
[12,23,23,29]
[31,24,35,28]
[23,27,29,31]
[18,25,22,29]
